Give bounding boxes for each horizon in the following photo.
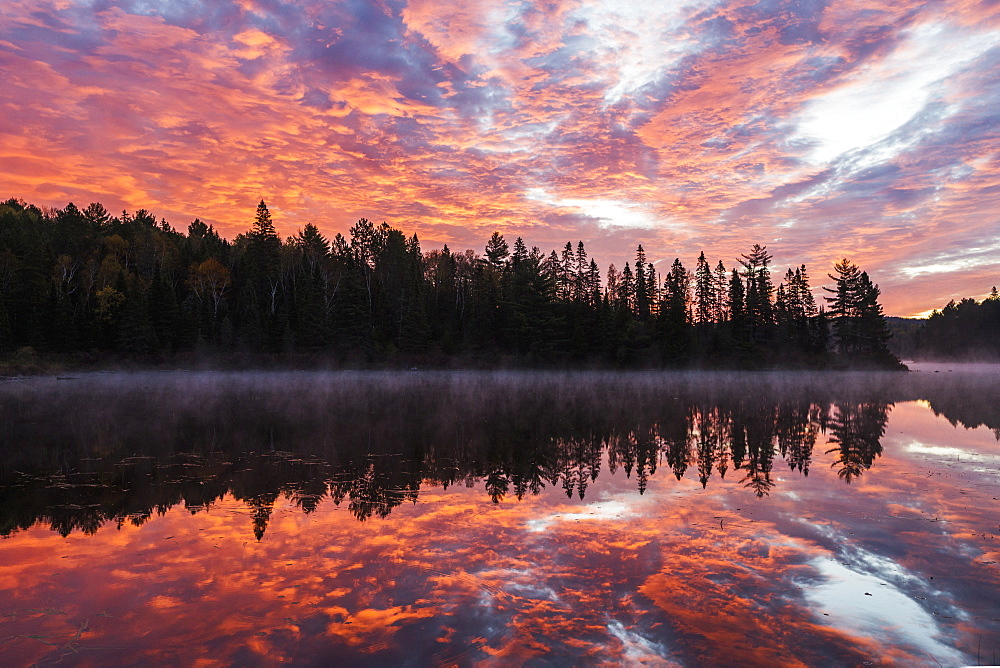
[4,194,967,321]
[2,1,998,317]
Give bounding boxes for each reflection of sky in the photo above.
[2,2,1000,315]
[1,401,998,665]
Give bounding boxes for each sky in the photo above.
[1,0,998,316]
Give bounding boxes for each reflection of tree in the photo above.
[331,458,421,521]
[737,401,777,498]
[607,426,660,495]
[485,469,510,504]
[691,406,721,488]
[663,415,690,482]
[248,495,276,542]
[776,402,821,475]
[826,402,891,482]
[557,435,602,500]
[289,477,329,514]
[919,389,1000,440]
[0,375,909,536]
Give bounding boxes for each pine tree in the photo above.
[659,258,691,362]
[559,242,575,300]
[825,258,863,354]
[646,263,658,316]
[729,268,745,343]
[620,262,634,314]
[713,260,728,323]
[587,259,601,306]
[511,237,529,266]
[694,251,713,324]
[739,244,773,344]
[634,245,649,320]
[824,258,894,364]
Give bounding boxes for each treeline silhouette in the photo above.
[0,198,899,367]
[900,290,1000,361]
[4,369,989,539]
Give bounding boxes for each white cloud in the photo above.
[526,187,663,229]
[607,620,674,665]
[568,1,717,105]
[898,242,1000,278]
[794,22,1000,165]
[802,556,968,665]
[525,497,635,532]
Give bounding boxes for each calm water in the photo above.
[1,370,998,666]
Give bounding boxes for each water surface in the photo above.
[1,370,998,665]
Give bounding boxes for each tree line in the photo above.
[891,289,1000,361]
[0,197,899,367]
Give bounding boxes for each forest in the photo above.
[890,290,1000,361]
[0,197,900,368]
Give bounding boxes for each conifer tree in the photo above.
[739,244,773,344]
[575,241,588,302]
[659,258,691,362]
[559,242,575,300]
[713,260,729,323]
[729,268,745,342]
[825,259,893,363]
[634,245,649,320]
[620,262,634,314]
[694,251,713,324]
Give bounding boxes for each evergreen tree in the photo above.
[619,262,634,314]
[570,241,586,303]
[559,242,575,300]
[825,258,863,354]
[0,195,910,369]
[713,260,729,323]
[485,232,510,268]
[634,245,649,320]
[659,258,691,362]
[694,251,713,324]
[739,244,773,345]
[824,259,894,364]
[728,268,745,343]
[914,289,1000,360]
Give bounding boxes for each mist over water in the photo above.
[1,369,998,665]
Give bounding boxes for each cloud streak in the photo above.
[1,0,998,314]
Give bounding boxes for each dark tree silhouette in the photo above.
[0,197,903,369]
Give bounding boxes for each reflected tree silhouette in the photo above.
[826,401,892,482]
[0,370,993,536]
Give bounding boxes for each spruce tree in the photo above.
[485,232,510,268]
[694,251,713,324]
[634,245,649,320]
[825,259,894,364]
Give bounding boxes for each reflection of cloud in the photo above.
[525,496,640,532]
[905,442,997,462]
[802,557,967,666]
[606,619,673,666]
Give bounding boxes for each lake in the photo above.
[1,369,998,666]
